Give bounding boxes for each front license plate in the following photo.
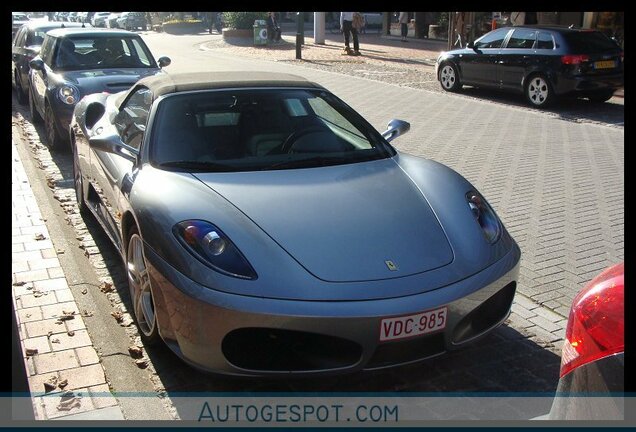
[594,60,616,69]
[379,307,447,342]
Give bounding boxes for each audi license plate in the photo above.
[379,307,447,342]
[594,60,616,69]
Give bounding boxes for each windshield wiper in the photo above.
[158,160,235,172]
[262,155,351,171]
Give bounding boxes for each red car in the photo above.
[548,262,624,419]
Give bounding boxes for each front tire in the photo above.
[127,227,160,345]
[45,102,68,150]
[29,88,42,124]
[439,62,462,92]
[525,74,554,108]
[14,72,27,105]
[71,136,88,214]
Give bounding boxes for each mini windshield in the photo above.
[151,89,395,172]
[54,36,156,70]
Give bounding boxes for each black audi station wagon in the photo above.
[436,25,624,107]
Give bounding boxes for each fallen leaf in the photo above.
[100,282,113,293]
[81,310,94,317]
[56,392,81,411]
[67,331,75,337]
[81,288,88,295]
[47,331,53,338]
[56,248,65,254]
[25,348,38,356]
[43,376,58,393]
[111,311,123,322]
[58,379,68,389]
[34,233,46,241]
[57,312,75,321]
[128,346,143,358]
[13,281,26,286]
[135,359,148,369]
[51,338,60,344]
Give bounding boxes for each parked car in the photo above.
[92,12,111,27]
[28,28,171,150]
[116,12,147,31]
[69,71,521,375]
[12,21,87,105]
[547,262,624,420]
[107,13,122,28]
[436,25,624,107]
[12,12,30,37]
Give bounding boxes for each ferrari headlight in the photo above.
[466,191,501,244]
[173,220,256,280]
[58,84,80,105]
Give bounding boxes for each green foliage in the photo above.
[222,12,268,30]
[438,12,448,30]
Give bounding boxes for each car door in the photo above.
[460,28,510,87]
[12,27,28,88]
[89,87,152,247]
[498,28,538,91]
[29,35,57,114]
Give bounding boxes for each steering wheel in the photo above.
[277,127,327,154]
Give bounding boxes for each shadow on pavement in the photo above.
[457,87,624,127]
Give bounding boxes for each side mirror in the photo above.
[381,119,410,142]
[89,131,138,164]
[29,58,45,71]
[157,56,171,68]
[466,41,475,49]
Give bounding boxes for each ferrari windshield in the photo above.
[151,89,396,172]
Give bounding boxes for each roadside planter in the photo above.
[162,20,205,35]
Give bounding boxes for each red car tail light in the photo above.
[559,262,624,378]
[561,54,590,65]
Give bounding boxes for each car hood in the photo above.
[192,159,454,282]
[61,68,160,94]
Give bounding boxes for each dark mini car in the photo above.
[436,25,624,107]
[28,28,170,150]
[547,262,624,420]
[12,21,88,105]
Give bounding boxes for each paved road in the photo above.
[11,30,623,421]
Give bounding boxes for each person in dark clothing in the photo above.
[266,12,281,41]
[340,12,360,55]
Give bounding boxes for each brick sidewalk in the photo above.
[12,141,124,420]
[208,32,446,66]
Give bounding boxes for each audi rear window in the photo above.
[563,31,620,54]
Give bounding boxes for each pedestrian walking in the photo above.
[399,12,409,42]
[340,12,361,56]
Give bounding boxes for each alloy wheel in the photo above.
[527,76,550,106]
[440,65,456,90]
[127,232,157,340]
